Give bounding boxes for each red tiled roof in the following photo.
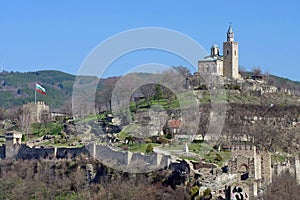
[168,120,181,128]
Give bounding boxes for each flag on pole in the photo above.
[35,83,46,95]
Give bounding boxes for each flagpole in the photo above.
[35,86,36,104]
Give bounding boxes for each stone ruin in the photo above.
[229,145,272,183]
[272,156,300,184]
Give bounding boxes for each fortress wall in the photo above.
[254,155,261,179]
[230,145,256,158]
[4,142,171,171]
[92,144,170,169]
[56,147,89,159]
[6,144,21,159]
[259,151,272,183]
[94,145,129,165]
[131,152,162,166]
[13,145,89,160]
[16,145,55,159]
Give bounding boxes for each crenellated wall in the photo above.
[3,141,171,173]
[85,143,171,172]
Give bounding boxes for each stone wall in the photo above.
[3,141,171,173]
[259,151,272,183]
[16,145,55,159]
[229,145,271,183]
[23,101,50,124]
[6,144,90,160]
[272,157,300,184]
[85,143,171,172]
[5,143,21,159]
[56,146,90,159]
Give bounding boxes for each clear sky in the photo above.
[1,0,300,81]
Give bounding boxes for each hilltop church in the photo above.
[198,24,241,80]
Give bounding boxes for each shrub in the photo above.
[144,138,152,143]
[190,185,199,197]
[203,188,211,196]
[158,136,169,144]
[145,144,153,154]
[215,154,222,162]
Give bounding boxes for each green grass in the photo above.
[117,131,128,140]
[122,124,139,133]
[203,151,231,166]
[161,144,185,151]
[81,114,98,123]
[118,142,159,153]
[129,143,159,153]
[199,91,211,103]
[129,97,180,112]
[160,143,231,166]
[189,143,212,152]
[31,122,63,136]
[271,154,286,164]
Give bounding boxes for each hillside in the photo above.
[0,69,300,110]
[0,70,76,109]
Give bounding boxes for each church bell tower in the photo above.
[223,24,240,79]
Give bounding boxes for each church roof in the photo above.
[227,24,233,34]
[211,43,218,48]
[199,55,223,62]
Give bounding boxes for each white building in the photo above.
[198,24,241,80]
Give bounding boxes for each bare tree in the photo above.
[262,170,300,200]
[0,108,6,120]
[61,99,72,117]
[172,66,191,77]
[251,66,262,76]
[140,84,155,108]
[20,107,31,138]
[96,77,119,112]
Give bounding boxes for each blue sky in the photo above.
[0,0,300,81]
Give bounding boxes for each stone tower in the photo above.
[22,101,50,124]
[223,24,240,79]
[5,131,22,159]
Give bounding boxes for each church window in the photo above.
[227,50,229,55]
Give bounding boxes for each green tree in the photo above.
[190,185,199,197]
[154,85,162,103]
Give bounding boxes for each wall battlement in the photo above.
[230,145,256,151]
[0,135,171,173]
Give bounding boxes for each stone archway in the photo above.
[239,164,248,173]
[239,164,249,181]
